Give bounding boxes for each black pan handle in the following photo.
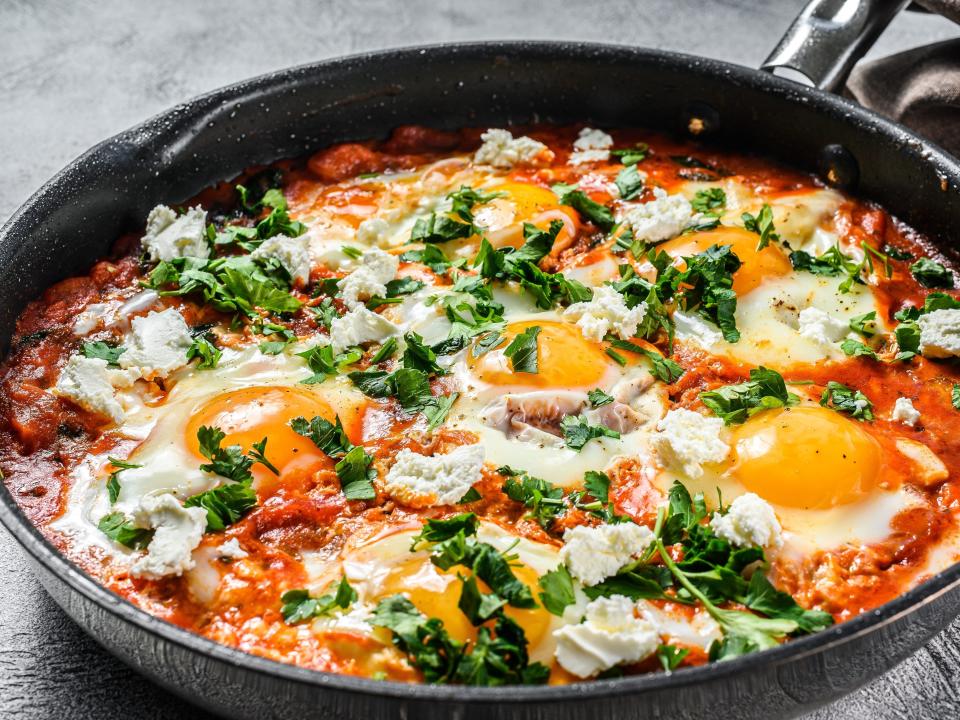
[761,0,910,92]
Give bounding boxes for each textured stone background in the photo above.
[1,1,959,718]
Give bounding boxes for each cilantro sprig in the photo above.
[290,415,376,500]
[700,367,799,425]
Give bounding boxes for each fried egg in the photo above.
[301,521,564,664]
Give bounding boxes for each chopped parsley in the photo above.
[691,187,727,214]
[187,333,221,368]
[820,381,874,421]
[196,425,277,483]
[184,482,258,532]
[614,165,645,200]
[537,565,576,616]
[503,326,541,373]
[953,384,960,411]
[290,415,376,500]
[849,310,877,338]
[500,467,565,530]
[559,415,620,451]
[910,257,954,288]
[555,188,615,231]
[840,338,878,360]
[587,388,614,407]
[610,143,649,165]
[97,512,154,550]
[741,204,779,250]
[700,366,799,425]
[105,457,142,504]
[281,577,357,624]
[81,341,125,366]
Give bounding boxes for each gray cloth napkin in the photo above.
[847,2,960,156]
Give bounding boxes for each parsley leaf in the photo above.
[820,381,874,420]
[614,165,644,200]
[82,341,125,366]
[290,415,353,457]
[691,187,727,214]
[607,338,685,383]
[501,468,565,529]
[537,565,576,616]
[556,189,615,231]
[97,512,154,550]
[840,338,878,360]
[610,144,649,165]
[700,366,799,425]
[588,388,614,407]
[849,310,877,338]
[741,204,779,251]
[411,213,475,244]
[402,332,444,374]
[105,457,141,504]
[184,482,258,532]
[657,644,690,672]
[371,595,465,683]
[910,257,954,288]
[742,572,833,634]
[560,414,620,451]
[334,446,376,500]
[503,326,540,373]
[297,343,360,384]
[672,244,742,342]
[187,334,221,369]
[281,577,357,624]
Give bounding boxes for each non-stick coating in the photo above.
[1,42,960,720]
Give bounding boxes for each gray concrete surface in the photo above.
[1,1,958,717]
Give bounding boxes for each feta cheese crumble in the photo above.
[620,187,696,243]
[53,355,126,423]
[710,492,783,549]
[673,310,724,348]
[473,129,549,169]
[216,538,249,560]
[251,234,312,286]
[130,494,208,578]
[554,595,659,678]
[329,305,400,352]
[652,408,729,479]
[383,444,484,508]
[141,205,210,262]
[564,284,647,342]
[891,397,921,427]
[797,307,848,346]
[338,248,399,309]
[560,522,654,586]
[356,217,391,246]
[119,308,194,381]
[918,308,960,358]
[569,127,613,166]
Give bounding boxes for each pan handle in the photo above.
[761,0,910,92]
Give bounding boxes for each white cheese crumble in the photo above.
[569,127,613,166]
[118,308,194,381]
[329,305,400,352]
[53,355,126,423]
[797,306,849,346]
[216,538,248,560]
[891,397,921,427]
[356,217,391,246]
[383,444,484,508]
[652,408,729,479]
[564,284,647,342]
[72,303,112,336]
[251,234,312,286]
[474,128,549,169]
[338,248,399,309]
[130,494,208,578]
[673,310,723,348]
[710,492,783,549]
[553,595,659,678]
[620,187,696,243]
[918,308,960,358]
[560,522,654,586]
[141,205,210,262]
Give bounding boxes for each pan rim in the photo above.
[2,39,960,704]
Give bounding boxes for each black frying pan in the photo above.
[1,1,959,718]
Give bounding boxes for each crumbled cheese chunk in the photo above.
[383,444,484,508]
[338,248,399,309]
[216,538,248,560]
[710,492,783,549]
[891,397,921,427]
[560,522,654,586]
[564,284,647,342]
[73,303,112,336]
[141,205,210,262]
[652,408,729,479]
[329,305,400,352]
[797,307,848,346]
[554,595,658,678]
[53,355,126,423]
[119,308,194,381]
[130,494,208,578]
[251,234,312,286]
[918,308,960,358]
[569,127,613,166]
[620,187,696,242]
[673,310,723,348]
[474,128,549,168]
[356,217,391,246]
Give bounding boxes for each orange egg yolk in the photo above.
[467,320,614,390]
[727,406,882,509]
[474,182,579,250]
[380,555,550,650]
[186,386,344,473]
[653,226,791,296]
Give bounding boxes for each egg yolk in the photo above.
[474,182,579,250]
[467,320,614,390]
[726,406,882,509]
[654,226,791,296]
[380,555,551,651]
[185,386,342,473]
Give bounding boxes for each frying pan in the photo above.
[1,1,959,718]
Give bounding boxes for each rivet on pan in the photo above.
[681,102,720,137]
[818,144,859,190]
